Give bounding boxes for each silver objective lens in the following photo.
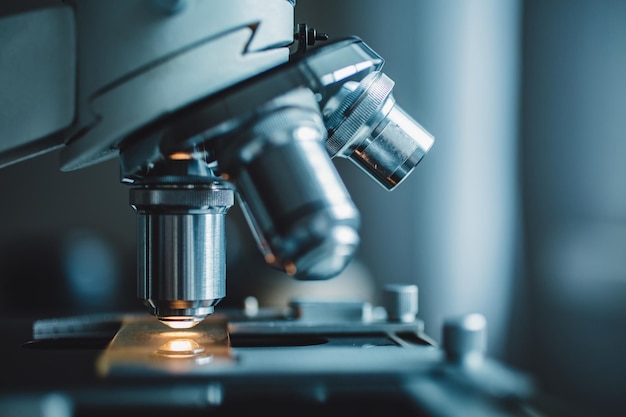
[130,184,234,328]
[325,71,434,190]
[218,88,360,280]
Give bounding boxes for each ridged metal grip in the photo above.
[383,284,418,323]
[442,313,487,366]
[325,71,434,190]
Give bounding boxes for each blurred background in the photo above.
[1,0,626,416]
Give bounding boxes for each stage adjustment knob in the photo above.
[442,313,487,366]
[383,283,418,323]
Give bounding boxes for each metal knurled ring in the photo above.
[325,71,394,157]
[130,187,234,208]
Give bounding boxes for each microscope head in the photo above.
[0,0,433,328]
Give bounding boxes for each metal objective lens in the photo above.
[325,71,434,190]
[217,88,360,280]
[130,184,234,328]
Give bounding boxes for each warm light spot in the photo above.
[163,321,198,329]
[159,315,204,329]
[169,152,192,160]
[284,262,297,276]
[264,253,276,264]
[157,338,205,357]
[160,331,199,338]
[168,339,200,353]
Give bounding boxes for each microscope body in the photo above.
[1,0,433,327]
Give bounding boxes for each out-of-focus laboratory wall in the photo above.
[0,150,139,316]
[521,1,626,415]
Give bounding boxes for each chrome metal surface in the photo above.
[130,185,234,326]
[217,88,360,279]
[325,71,434,190]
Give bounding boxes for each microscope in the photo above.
[0,2,553,416]
[2,0,433,327]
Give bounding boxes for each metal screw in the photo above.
[294,23,329,55]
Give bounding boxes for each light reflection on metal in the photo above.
[96,315,231,376]
[159,316,203,329]
[157,339,205,357]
